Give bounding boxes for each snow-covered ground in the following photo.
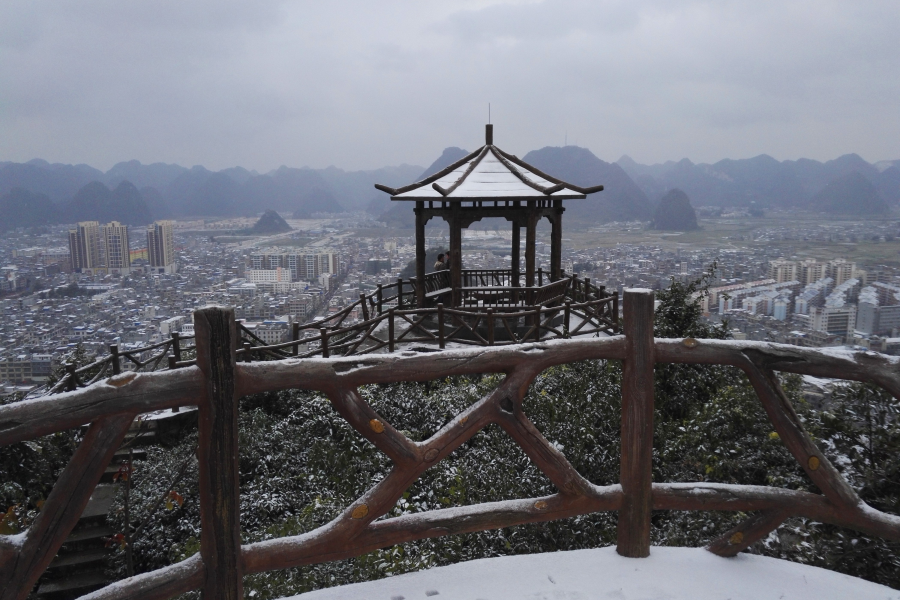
[284,546,897,600]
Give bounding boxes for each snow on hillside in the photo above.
[284,546,897,600]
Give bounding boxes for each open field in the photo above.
[349,212,900,268]
[565,214,900,267]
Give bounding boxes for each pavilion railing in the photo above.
[3,291,900,600]
[25,333,198,399]
[461,268,516,288]
[233,291,618,362]
[31,288,615,398]
[29,271,616,400]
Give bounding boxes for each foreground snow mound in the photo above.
[285,546,898,600]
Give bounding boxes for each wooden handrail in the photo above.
[9,291,899,599]
[30,272,612,397]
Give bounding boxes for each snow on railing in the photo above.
[2,289,899,600]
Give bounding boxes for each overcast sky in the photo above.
[1,0,898,172]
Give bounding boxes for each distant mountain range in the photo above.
[1,148,898,232]
[524,146,653,223]
[0,158,422,231]
[372,147,899,227]
[616,153,900,213]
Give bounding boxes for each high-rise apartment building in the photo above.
[799,260,827,286]
[827,259,857,287]
[68,221,102,273]
[69,221,132,275]
[102,221,131,275]
[147,221,176,274]
[768,259,798,283]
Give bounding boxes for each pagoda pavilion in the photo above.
[375,124,604,309]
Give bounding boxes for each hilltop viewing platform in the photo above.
[3,292,900,599]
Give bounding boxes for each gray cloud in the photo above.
[0,0,897,172]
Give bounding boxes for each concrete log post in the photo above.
[193,306,242,600]
[617,289,655,558]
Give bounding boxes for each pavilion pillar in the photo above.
[551,201,564,281]
[525,205,537,305]
[450,205,463,307]
[511,219,520,304]
[415,201,426,308]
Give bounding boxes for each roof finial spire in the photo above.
[486,123,493,145]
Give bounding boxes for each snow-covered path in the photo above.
[284,546,897,600]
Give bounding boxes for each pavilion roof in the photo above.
[375,126,603,202]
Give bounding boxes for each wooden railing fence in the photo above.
[40,272,617,396]
[4,289,900,600]
[30,333,197,398]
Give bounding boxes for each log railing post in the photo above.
[65,363,77,391]
[359,293,369,321]
[388,309,395,353]
[617,289,655,558]
[321,328,329,358]
[109,344,121,375]
[437,304,445,349]
[613,292,620,328]
[192,306,242,600]
[291,322,300,357]
[397,278,404,309]
[487,308,495,345]
[171,332,182,363]
[564,301,571,337]
[377,284,383,315]
[168,355,180,412]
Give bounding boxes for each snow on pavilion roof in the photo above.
[374,130,603,202]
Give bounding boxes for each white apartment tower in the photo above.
[799,260,827,285]
[147,220,176,274]
[68,221,102,273]
[768,259,798,283]
[102,221,131,275]
[827,259,857,287]
[69,221,133,274]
